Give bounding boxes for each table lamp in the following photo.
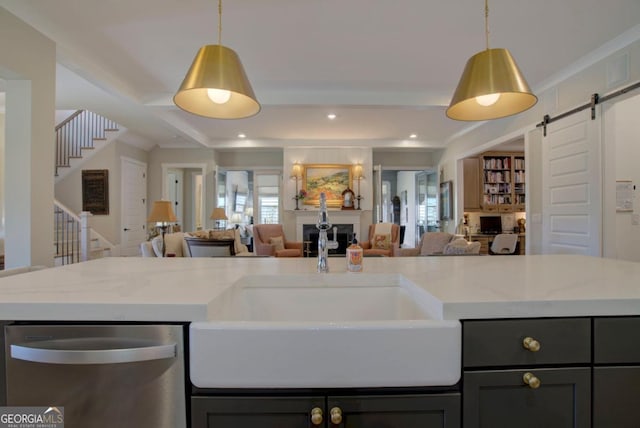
[211,207,228,230]
[147,200,177,257]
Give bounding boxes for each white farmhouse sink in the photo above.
[190,274,460,388]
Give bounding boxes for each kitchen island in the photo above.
[0,255,639,428]
[0,254,638,321]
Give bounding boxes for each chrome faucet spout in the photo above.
[317,193,339,273]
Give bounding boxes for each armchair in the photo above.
[396,232,454,256]
[253,224,303,257]
[360,223,401,257]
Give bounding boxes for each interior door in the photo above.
[542,109,602,255]
[120,158,147,256]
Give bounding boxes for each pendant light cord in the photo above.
[484,0,490,50]
[218,0,223,45]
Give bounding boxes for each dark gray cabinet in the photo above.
[463,368,590,428]
[593,317,640,427]
[192,396,324,428]
[192,393,460,428]
[329,394,460,428]
[462,318,591,428]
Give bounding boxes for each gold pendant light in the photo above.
[446,0,537,121]
[174,0,260,119]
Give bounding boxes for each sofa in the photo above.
[141,228,252,257]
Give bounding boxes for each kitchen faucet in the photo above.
[317,192,339,272]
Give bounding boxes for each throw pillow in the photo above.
[443,238,480,255]
[372,234,391,250]
[269,236,285,252]
[189,230,209,238]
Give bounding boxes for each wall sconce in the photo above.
[353,164,364,210]
[291,163,303,210]
[210,207,228,230]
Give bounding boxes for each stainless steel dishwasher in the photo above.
[4,324,186,428]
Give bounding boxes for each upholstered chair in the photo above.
[360,223,401,257]
[253,224,303,257]
[397,232,454,256]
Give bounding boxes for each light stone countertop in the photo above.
[0,254,638,321]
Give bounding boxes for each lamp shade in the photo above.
[174,44,260,119]
[230,213,243,223]
[290,163,303,179]
[210,207,228,221]
[353,164,364,180]
[446,48,537,121]
[147,200,177,223]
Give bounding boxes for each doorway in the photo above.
[162,163,206,233]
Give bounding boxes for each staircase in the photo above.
[55,110,120,179]
[53,110,119,265]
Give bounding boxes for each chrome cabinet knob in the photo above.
[310,407,323,425]
[330,406,343,424]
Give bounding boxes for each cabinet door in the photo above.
[593,366,640,428]
[329,393,460,428]
[191,396,325,428]
[463,368,590,428]
[463,158,481,211]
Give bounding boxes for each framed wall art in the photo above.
[303,164,353,208]
[82,169,109,215]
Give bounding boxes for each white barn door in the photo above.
[542,109,602,256]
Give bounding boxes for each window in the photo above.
[256,173,280,224]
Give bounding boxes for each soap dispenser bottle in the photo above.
[346,233,363,272]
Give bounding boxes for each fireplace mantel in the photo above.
[293,210,363,242]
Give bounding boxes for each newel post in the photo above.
[79,211,93,262]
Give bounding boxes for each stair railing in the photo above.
[54,201,113,265]
[55,110,119,175]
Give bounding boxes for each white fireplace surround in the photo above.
[295,210,361,242]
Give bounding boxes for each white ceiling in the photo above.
[1,0,640,151]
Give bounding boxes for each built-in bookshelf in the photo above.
[480,152,525,212]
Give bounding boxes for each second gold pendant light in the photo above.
[447,0,537,121]
[174,0,260,119]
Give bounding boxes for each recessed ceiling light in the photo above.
[238,133,246,138]
[327,113,337,120]
[409,134,417,139]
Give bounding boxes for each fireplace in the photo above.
[303,224,354,256]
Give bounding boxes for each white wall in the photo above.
[54,141,148,245]
[603,93,640,262]
[1,8,56,268]
[0,111,4,238]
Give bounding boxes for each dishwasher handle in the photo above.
[10,337,177,365]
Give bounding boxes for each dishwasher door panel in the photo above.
[5,324,186,428]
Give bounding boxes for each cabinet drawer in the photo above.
[463,367,591,428]
[594,317,640,363]
[463,318,591,368]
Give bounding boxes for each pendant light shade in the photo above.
[446,48,537,121]
[174,44,260,119]
[174,0,260,119]
[446,0,537,121]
